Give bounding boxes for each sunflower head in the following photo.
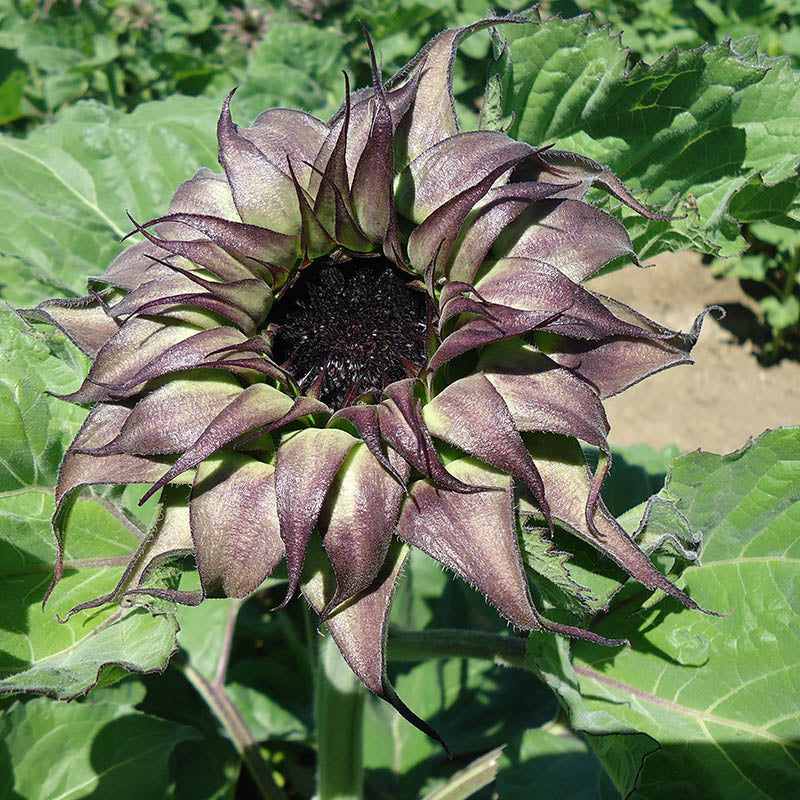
[29,13,716,745]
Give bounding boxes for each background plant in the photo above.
[0,5,798,799]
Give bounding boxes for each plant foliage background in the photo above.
[0,2,798,798]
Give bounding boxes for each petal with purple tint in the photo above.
[406,152,535,278]
[350,39,396,245]
[320,443,407,611]
[25,296,120,358]
[477,341,610,449]
[241,108,329,189]
[47,404,190,607]
[545,304,713,398]
[396,458,625,644]
[386,15,530,162]
[58,317,202,404]
[167,167,240,222]
[191,453,284,598]
[378,380,482,493]
[396,132,532,224]
[139,383,327,504]
[217,92,301,234]
[77,372,242,456]
[518,433,716,615]
[275,427,357,607]
[301,536,448,749]
[422,373,549,516]
[447,182,574,284]
[519,149,676,221]
[493,198,641,282]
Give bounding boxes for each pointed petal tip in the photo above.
[382,680,452,757]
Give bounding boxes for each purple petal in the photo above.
[494,198,641,282]
[386,15,531,162]
[396,458,624,644]
[139,384,325,504]
[397,132,533,224]
[217,91,301,234]
[302,537,448,750]
[378,380,483,493]
[240,108,329,189]
[423,373,550,518]
[191,454,284,598]
[548,304,714,398]
[320,443,407,611]
[448,182,574,284]
[25,296,120,358]
[77,373,242,456]
[407,151,536,277]
[520,434,716,615]
[275,428,357,607]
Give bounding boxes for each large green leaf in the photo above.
[0,313,179,699]
[528,427,800,799]
[494,13,800,257]
[0,95,220,306]
[0,694,199,799]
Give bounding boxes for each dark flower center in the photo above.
[270,256,428,409]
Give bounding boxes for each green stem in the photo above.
[183,664,287,800]
[181,600,287,800]
[388,627,528,669]
[315,633,365,800]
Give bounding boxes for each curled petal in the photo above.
[386,13,531,162]
[423,373,550,519]
[58,318,203,404]
[378,380,482,493]
[217,90,301,234]
[241,108,329,189]
[191,454,284,598]
[447,182,575,284]
[397,131,533,224]
[320,443,408,612]
[301,536,447,750]
[493,198,642,282]
[548,304,715,398]
[275,428,357,607]
[519,434,719,615]
[77,372,242,456]
[396,458,625,645]
[139,384,327,504]
[24,296,120,358]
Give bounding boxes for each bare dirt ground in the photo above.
[589,251,800,454]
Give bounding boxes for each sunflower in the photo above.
[29,14,715,744]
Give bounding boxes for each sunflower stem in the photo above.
[387,627,528,668]
[315,632,365,800]
[180,605,287,800]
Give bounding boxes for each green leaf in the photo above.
[0,696,199,799]
[495,726,607,800]
[531,428,800,798]
[760,294,800,330]
[494,14,800,257]
[364,654,555,798]
[0,95,221,305]
[0,312,179,699]
[235,23,345,122]
[177,597,311,742]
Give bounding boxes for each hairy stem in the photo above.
[316,633,365,800]
[183,662,287,800]
[388,627,528,668]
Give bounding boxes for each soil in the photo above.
[588,251,800,454]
